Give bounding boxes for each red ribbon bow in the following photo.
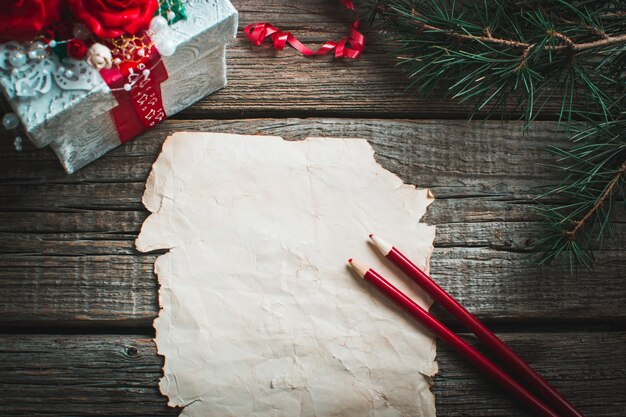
[244,0,364,59]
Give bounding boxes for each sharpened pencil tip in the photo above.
[369,234,393,256]
[347,259,368,278]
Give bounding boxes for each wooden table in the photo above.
[1,2,625,416]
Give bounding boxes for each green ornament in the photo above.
[156,0,187,25]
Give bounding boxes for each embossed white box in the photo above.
[0,0,238,173]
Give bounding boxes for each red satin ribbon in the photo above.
[244,0,364,59]
[99,43,168,144]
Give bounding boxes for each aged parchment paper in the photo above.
[136,133,438,416]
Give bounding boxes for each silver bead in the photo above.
[123,83,132,91]
[48,40,57,48]
[30,41,46,50]
[150,16,169,34]
[156,37,176,56]
[2,113,19,130]
[14,136,23,151]
[65,69,75,78]
[28,41,47,59]
[8,51,27,67]
[143,69,151,77]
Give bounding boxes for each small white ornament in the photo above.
[8,51,27,67]
[155,37,176,56]
[48,40,57,48]
[167,10,176,21]
[86,43,113,70]
[138,49,145,57]
[27,41,47,59]
[2,113,19,130]
[123,83,132,91]
[143,69,150,77]
[14,136,23,151]
[150,16,169,34]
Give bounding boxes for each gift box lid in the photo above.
[0,0,237,148]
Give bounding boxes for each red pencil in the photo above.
[348,259,560,417]
[369,234,584,417]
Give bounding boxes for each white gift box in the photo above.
[0,0,238,173]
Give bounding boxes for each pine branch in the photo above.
[362,0,626,118]
[361,0,626,269]
[534,113,626,269]
[390,6,626,52]
[564,161,626,240]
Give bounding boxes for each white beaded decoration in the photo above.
[155,38,176,56]
[149,16,169,34]
[8,51,27,67]
[27,41,47,59]
[14,136,23,151]
[2,113,19,130]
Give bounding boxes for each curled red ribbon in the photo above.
[244,0,364,59]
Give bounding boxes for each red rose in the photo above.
[0,0,66,41]
[66,39,87,59]
[68,0,158,39]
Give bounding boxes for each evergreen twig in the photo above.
[361,0,626,269]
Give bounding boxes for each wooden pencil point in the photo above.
[348,259,369,279]
[369,234,393,256]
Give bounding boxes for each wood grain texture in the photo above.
[0,1,623,415]
[1,119,625,327]
[1,333,623,416]
[140,0,575,119]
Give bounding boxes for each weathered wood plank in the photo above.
[0,119,624,326]
[0,333,623,416]
[0,118,576,198]
[177,0,577,118]
[1,213,623,254]
[0,248,624,326]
